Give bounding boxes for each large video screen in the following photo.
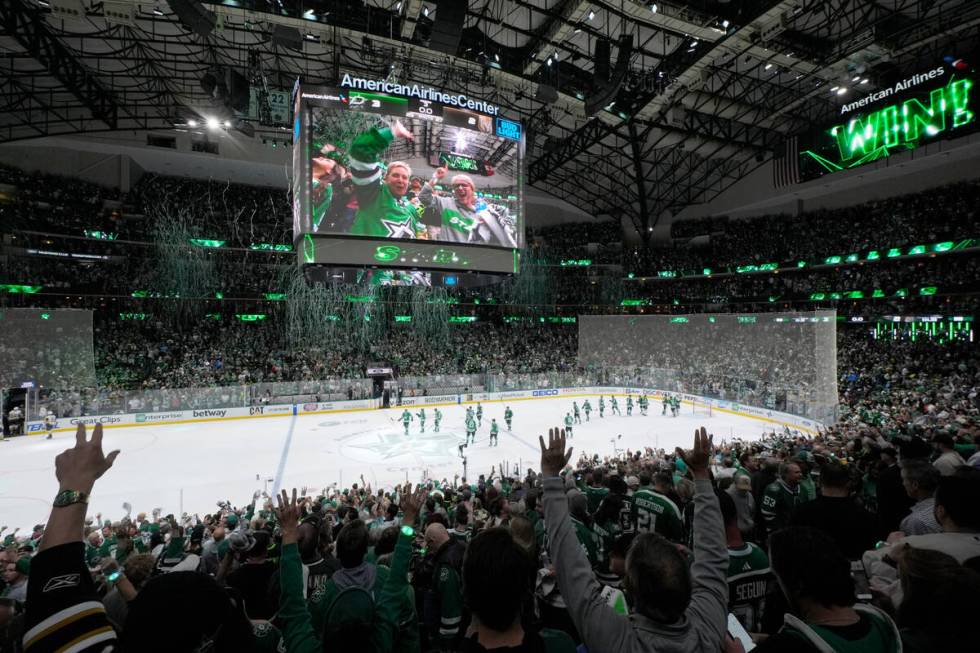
[799,59,976,181]
[293,81,524,274]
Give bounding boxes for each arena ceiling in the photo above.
[1,0,978,235]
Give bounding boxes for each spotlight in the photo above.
[764,63,773,70]
[223,120,231,128]
[588,9,595,20]
[837,87,847,95]
[650,3,657,13]
[187,119,198,127]
[206,117,220,129]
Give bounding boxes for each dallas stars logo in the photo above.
[347,428,462,461]
[380,218,417,238]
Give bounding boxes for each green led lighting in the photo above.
[249,242,293,252]
[394,315,412,322]
[40,313,51,320]
[303,234,315,263]
[620,299,646,306]
[845,254,859,263]
[738,316,757,323]
[845,290,864,299]
[824,256,842,265]
[215,292,224,300]
[670,317,689,324]
[84,230,117,241]
[132,290,148,297]
[188,238,226,248]
[866,251,880,260]
[809,293,826,300]
[873,289,886,298]
[206,313,222,320]
[236,314,267,321]
[887,248,903,258]
[895,289,908,298]
[702,268,712,275]
[797,261,807,268]
[932,241,954,252]
[627,273,635,279]
[449,316,477,323]
[119,313,149,320]
[657,270,677,278]
[768,296,778,303]
[758,263,778,271]
[374,245,401,262]
[264,293,287,300]
[0,284,42,294]
[908,245,926,255]
[919,286,938,296]
[560,259,592,266]
[830,292,842,300]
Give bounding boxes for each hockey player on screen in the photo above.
[626,395,634,416]
[611,396,621,416]
[504,406,513,431]
[573,402,582,424]
[465,414,477,444]
[489,419,500,447]
[400,409,413,435]
[434,408,442,432]
[476,402,484,426]
[417,408,426,433]
[583,399,592,422]
[564,412,574,438]
[599,396,605,418]
[420,166,518,247]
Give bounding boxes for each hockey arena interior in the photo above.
[1,1,979,652]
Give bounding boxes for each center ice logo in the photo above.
[342,427,462,463]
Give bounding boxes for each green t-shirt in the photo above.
[349,127,422,238]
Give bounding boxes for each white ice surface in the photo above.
[0,396,773,530]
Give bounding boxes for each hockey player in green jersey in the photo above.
[504,406,513,431]
[583,399,592,421]
[465,415,477,444]
[639,395,649,416]
[573,402,581,424]
[662,393,670,415]
[671,395,681,417]
[611,396,621,415]
[348,121,425,239]
[400,409,413,435]
[599,396,605,418]
[489,419,500,447]
[626,395,634,416]
[476,402,483,426]
[417,408,426,432]
[564,412,574,438]
[434,408,442,432]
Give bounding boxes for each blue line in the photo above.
[271,412,299,497]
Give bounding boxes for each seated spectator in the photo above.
[757,526,901,652]
[540,426,728,652]
[790,462,876,559]
[897,460,941,536]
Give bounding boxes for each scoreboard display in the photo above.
[292,79,524,275]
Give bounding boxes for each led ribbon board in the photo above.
[800,63,976,180]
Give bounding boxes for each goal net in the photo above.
[691,400,713,417]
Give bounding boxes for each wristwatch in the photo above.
[53,489,89,508]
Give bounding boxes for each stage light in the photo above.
[223,120,231,128]
[837,87,847,95]
[206,118,220,129]
[650,3,657,13]
[588,9,595,20]
[722,20,729,28]
[764,63,773,70]
[187,119,198,127]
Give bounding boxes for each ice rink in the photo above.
[1,396,778,530]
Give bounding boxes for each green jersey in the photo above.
[401,410,412,425]
[417,409,426,422]
[761,480,802,533]
[631,487,684,542]
[435,564,464,644]
[571,518,603,568]
[626,397,633,407]
[727,542,771,632]
[584,485,609,515]
[434,410,442,422]
[573,404,580,415]
[349,127,422,238]
[465,417,476,432]
[490,422,499,435]
[476,405,483,418]
[611,397,618,407]
[564,415,573,429]
[504,408,513,420]
[583,401,591,412]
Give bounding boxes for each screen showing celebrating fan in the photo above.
[293,81,524,274]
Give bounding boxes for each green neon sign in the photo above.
[188,238,226,248]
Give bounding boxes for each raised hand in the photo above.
[675,426,713,480]
[539,426,573,478]
[275,488,302,545]
[55,423,120,494]
[400,485,427,526]
[392,120,415,141]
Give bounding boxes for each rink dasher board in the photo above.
[22,387,823,437]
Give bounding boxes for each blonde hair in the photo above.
[386,161,412,177]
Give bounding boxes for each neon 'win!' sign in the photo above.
[805,76,974,172]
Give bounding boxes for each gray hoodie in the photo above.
[543,476,728,653]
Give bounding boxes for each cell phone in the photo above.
[105,570,122,583]
[727,613,755,651]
